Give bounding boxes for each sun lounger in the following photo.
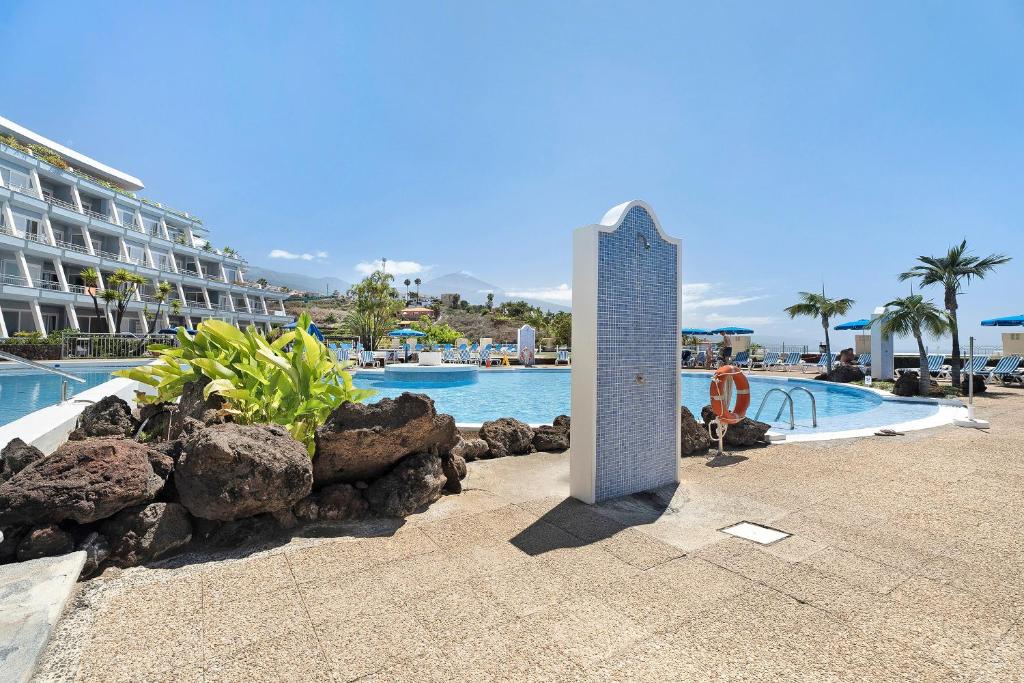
[732,351,751,369]
[555,349,570,365]
[802,352,835,373]
[754,351,780,370]
[359,350,380,368]
[990,355,1022,385]
[775,352,802,371]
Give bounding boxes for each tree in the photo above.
[414,277,422,297]
[548,312,572,346]
[256,277,269,289]
[486,292,494,310]
[881,295,950,396]
[404,278,412,298]
[323,313,339,325]
[346,270,403,350]
[79,267,109,332]
[899,240,1011,387]
[147,281,173,332]
[784,289,855,379]
[104,268,148,332]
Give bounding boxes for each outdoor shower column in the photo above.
[570,201,682,504]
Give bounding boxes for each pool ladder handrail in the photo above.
[0,349,86,402]
[754,387,795,429]
[753,385,818,429]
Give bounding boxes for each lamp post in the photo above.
[955,335,990,429]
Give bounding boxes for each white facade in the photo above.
[0,120,289,337]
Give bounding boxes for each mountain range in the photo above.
[251,266,568,312]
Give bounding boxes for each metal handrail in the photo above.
[753,387,795,430]
[782,386,818,427]
[0,348,86,402]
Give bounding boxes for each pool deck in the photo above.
[34,385,1023,682]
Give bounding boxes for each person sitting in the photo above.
[838,347,856,365]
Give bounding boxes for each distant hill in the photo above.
[420,272,569,312]
[245,265,350,295]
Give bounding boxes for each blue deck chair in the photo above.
[555,348,570,365]
[963,355,990,376]
[692,350,706,367]
[732,350,750,369]
[442,349,456,363]
[359,350,380,368]
[756,351,780,370]
[989,355,1022,384]
[857,353,872,371]
[457,348,471,364]
[803,352,835,373]
[777,352,802,371]
[681,349,693,366]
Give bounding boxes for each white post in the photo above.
[870,306,894,380]
[570,201,682,504]
[955,335,990,429]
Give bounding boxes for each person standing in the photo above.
[719,332,733,365]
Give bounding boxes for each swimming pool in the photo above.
[354,368,950,437]
[0,362,148,427]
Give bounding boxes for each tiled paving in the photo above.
[35,387,1024,682]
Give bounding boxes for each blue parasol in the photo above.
[388,328,427,337]
[681,327,712,335]
[833,318,872,331]
[710,326,754,335]
[980,314,1024,327]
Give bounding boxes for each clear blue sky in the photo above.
[3,1,1022,348]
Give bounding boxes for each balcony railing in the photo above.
[68,284,94,295]
[95,248,123,261]
[1,273,29,286]
[37,279,64,291]
[82,207,112,222]
[62,333,177,360]
[185,299,211,309]
[7,183,38,198]
[24,231,50,245]
[54,239,92,255]
[43,194,79,212]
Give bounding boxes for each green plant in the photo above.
[147,281,174,331]
[78,267,109,332]
[114,314,375,454]
[202,242,214,252]
[104,269,148,332]
[346,271,403,350]
[899,240,1011,387]
[784,289,855,379]
[412,316,461,348]
[881,294,951,396]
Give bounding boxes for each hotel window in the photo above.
[125,243,146,265]
[118,206,138,229]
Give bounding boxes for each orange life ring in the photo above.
[710,365,750,425]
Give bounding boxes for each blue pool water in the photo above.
[0,364,942,435]
[354,368,942,434]
[0,363,143,427]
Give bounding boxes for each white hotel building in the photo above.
[0,116,289,337]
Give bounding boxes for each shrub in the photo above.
[114,314,375,454]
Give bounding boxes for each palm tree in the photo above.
[256,277,269,289]
[414,277,422,297]
[899,240,1011,387]
[784,289,855,379]
[881,295,950,396]
[486,292,494,310]
[105,268,148,332]
[147,281,174,332]
[79,267,109,332]
[403,278,412,299]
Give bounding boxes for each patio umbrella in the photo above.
[833,318,872,331]
[681,327,712,335]
[980,315,1024,327]
[158,327,197,335]
[710,326,754,335]
[388,328,427,337]
[282,320,325,341]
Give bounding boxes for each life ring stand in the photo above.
[708,365,751,456]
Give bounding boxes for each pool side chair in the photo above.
[681,349,693,366]
[989,355,1022,385]
[442,349,456,363]
[458,348,472,364]
[776,352,802,372]
[857,353,872,373]
[555,349,571,365]
[359,350,380,368]
[732,351,750,369]
[802,353,835,373]
[755,351,780,370]
[692,350,706,367]
[963,355,990,377]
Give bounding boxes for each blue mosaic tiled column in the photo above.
[570,201,681,504]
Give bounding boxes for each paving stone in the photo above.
[0,551,85,683]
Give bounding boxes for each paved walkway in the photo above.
[36,388,1023,682]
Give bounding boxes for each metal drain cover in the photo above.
[720,521,791,545]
